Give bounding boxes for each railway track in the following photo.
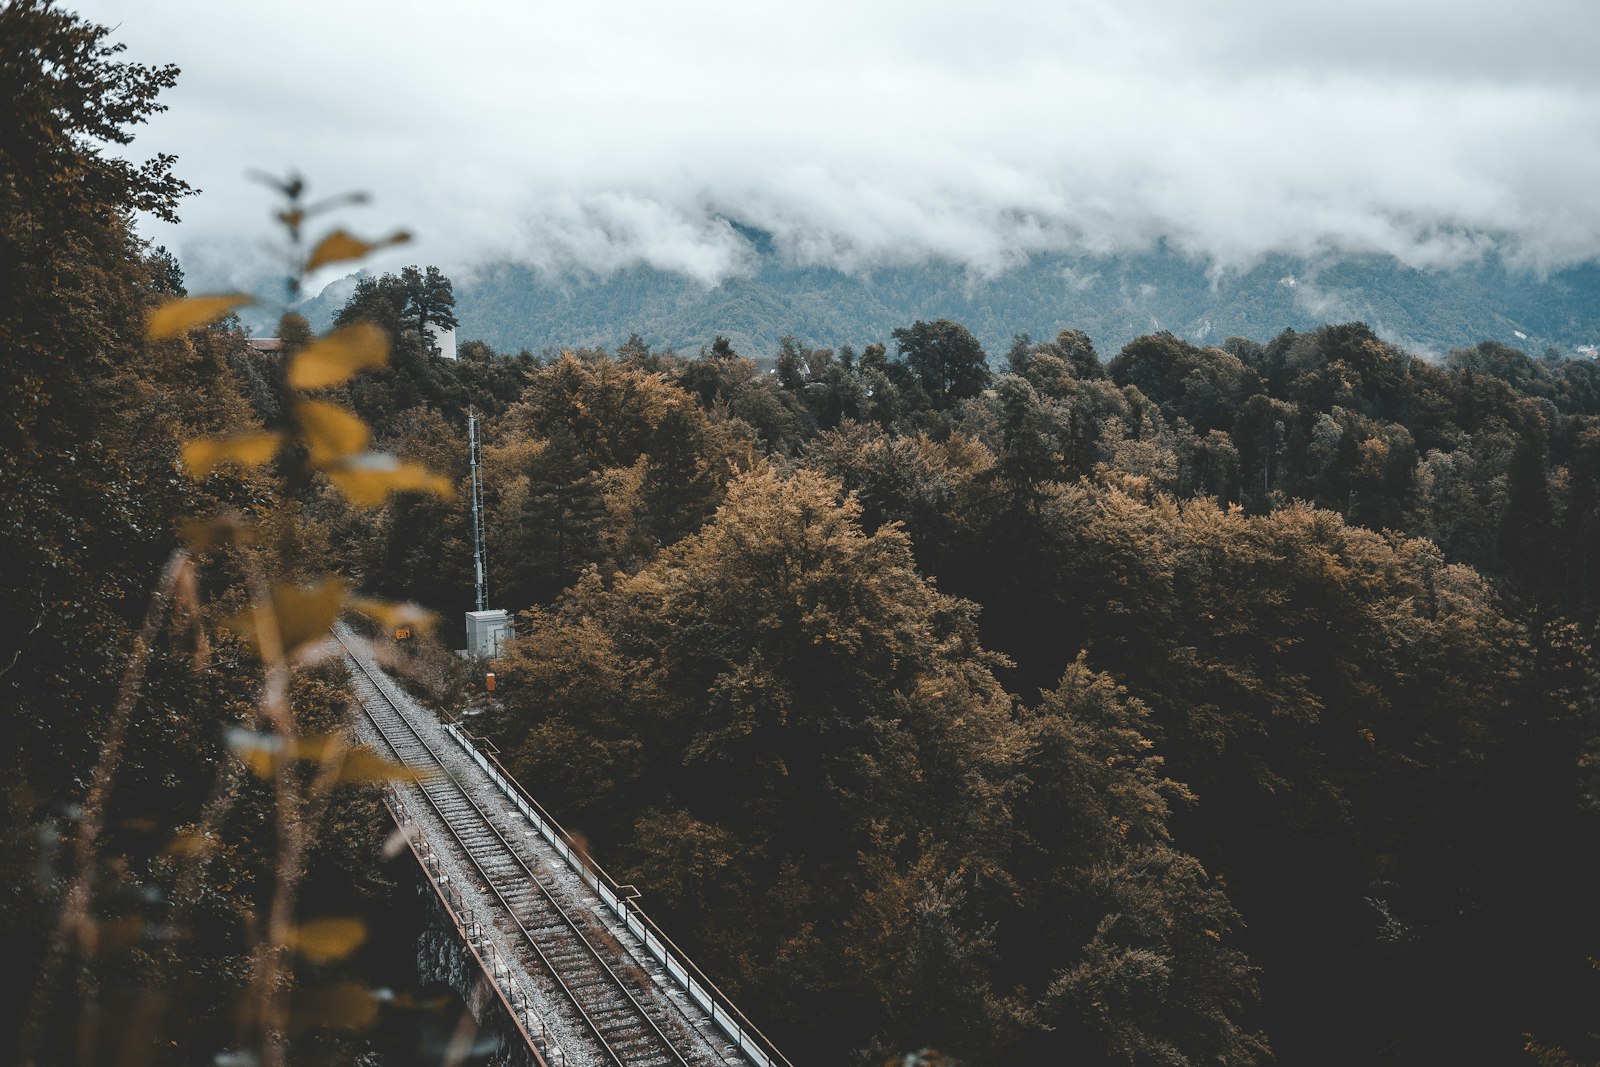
[334,630,725,1067]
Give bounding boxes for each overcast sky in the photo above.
[74,0,1600,293]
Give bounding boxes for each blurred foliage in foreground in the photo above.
[3,3,460,1064]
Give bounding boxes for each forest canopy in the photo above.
[331,308,1600,1064]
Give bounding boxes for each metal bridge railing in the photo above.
[438,719,796,1067]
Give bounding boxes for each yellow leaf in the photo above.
[161,830,212,858]
[146,293,255,340]
[305,228,411,273]
[291,982,379,1032]
[338,749,429,784]
[225,727,282,777]
[289,917,367,963]
[288,323,389,389]
[327,453,453,507]
[181,432,284,479]
[347,597,438,634]
[178,516,256,552]
[290,732,347,761]
[296,400,370,467]
[271,579,348,658]
[223,579,348,661]
[224,728,345,774]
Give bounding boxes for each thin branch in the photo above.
[17,549,191,1067]
[0,579,51,681]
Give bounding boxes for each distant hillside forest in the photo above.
[8,6,1600,1067]
[290,240,1600,363]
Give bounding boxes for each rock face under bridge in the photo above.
[411,841,546,1067]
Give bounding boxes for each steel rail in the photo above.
[386,792,555,1067]
[345,659,622,1067]
[342,641,687,1067]
[335,631,697,1067]
[445,722,795,1067]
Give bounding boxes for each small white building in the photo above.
[465,609,512,659]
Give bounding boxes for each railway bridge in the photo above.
[335,626,793,1067]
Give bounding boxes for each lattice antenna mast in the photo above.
[468,407,488,612]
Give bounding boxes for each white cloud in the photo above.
[74,0,1600,290]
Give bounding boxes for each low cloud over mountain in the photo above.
[83,0,1600,294]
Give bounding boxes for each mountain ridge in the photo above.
[301,242,1600,362]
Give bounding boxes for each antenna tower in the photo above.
[468,407,487,611]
